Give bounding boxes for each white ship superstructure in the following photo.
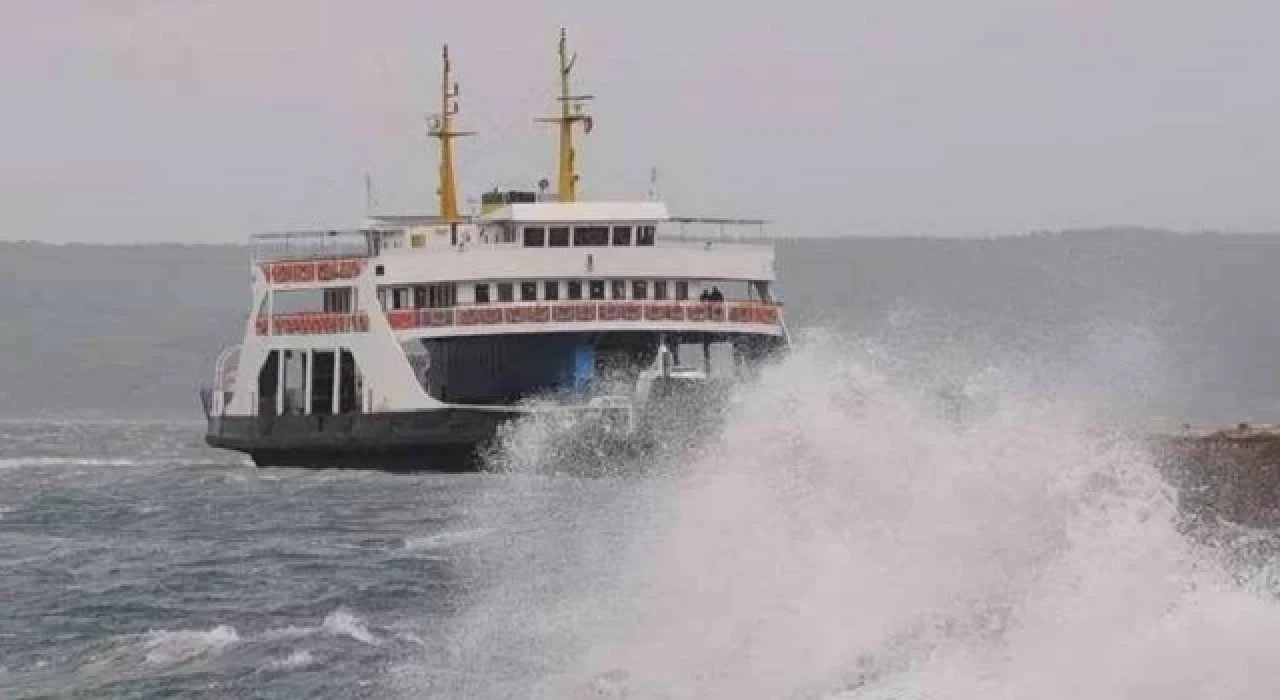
[203,32,789,468]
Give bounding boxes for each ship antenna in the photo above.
[429,45,474,224]
[536,28,593,202]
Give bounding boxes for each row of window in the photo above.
[379,279,697,310]
[383,283,457,311]
[476,279,690,303]
[523,225,657,248]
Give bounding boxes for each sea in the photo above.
[6,235,1280,697]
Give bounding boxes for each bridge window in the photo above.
[589,280,605,300]
[521,282,538,301]
[475,283,490,304]
[497,283,514,302]
[632,280,648,300]
[498,224,517,244]
[523,227,546,247]
[653,280,668,301]
[393,288,410,310]
[637,225,656,246]
[544,281,560,301]
[610,279,626,300]
[549,226,570,247]
[675,280,689,300]
[573,226,609,247]
[611,226,632,246]
[568,280,583,300]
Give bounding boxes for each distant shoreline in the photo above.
[4,227,1280,246]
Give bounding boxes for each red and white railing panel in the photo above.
[254,313,370,336]
[385,300,780,331]
[261,258,366,285]
[256,302,781,337]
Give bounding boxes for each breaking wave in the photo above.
[322,609,378,646]
[401,331,1280,698]
[142,625,240,665]
[263,649,316,671]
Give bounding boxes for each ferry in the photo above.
[201,31,790,469]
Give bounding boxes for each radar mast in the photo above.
[429,45,474,223]
[536,29,594,202]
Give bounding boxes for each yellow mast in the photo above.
[429,45,473,223]
[536,28,593,202]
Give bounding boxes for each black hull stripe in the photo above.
[206,408,517,471]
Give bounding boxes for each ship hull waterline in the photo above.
[205,407,526,472]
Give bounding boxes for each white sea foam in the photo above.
[259,625,319,642]
[0,457,143,469]
[0,456,240,469]
[402,528,494,552]
[408,332,1280,699]
[142,624,240,665]
[323,609,378,646]
[264,649,316,671]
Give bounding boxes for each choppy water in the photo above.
[5,336,1280,698]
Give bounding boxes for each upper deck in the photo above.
[249,199,779,287]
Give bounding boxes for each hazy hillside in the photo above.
[778,230,1280,424]
[2,231,1279,423]
[0,243,246,420]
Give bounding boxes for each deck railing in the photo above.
[249,230,378,262]
[248,220,774,263]
[253,301,780,336]
[255,313,371,336]
[664,217,770,242]
[383,299,781,330]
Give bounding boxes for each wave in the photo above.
[322,609,378,646]
[402,528,494,552]
[258,625,319,642]
[142,625,240,665]
[0,456,247,469]
[412,331,1280,699]
[263,649,316,671]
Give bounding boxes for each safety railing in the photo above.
[254,313,371,336]
[250,301,781,337]
[259,258,367,285]
[663,217,770,242]
[382,299,781,331]
[249,230,380,262]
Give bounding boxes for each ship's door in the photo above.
[310,350,336,416]
[338,349,360,414]
[257,350,280,419]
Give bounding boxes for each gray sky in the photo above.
[3,0,1278,242]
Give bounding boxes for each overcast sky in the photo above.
[3,0,1278,242]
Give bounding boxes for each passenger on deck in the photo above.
[709,286,724,302]
[699,289,711,302]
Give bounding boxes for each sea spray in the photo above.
[404,332,1280,699]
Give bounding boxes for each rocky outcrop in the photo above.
[1153,424,1280,527]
